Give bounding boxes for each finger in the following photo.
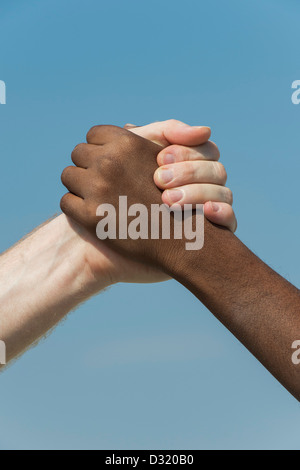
[157,141,220,166]
[128,119,211,147]
[60,193,92,229]
[86,125,124,145]
[61,166,87,199]
[71,143,96,168]
[154,161,227,190]
[162,184,233,207]
[204,201,238,233]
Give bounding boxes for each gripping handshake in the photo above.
[0,120,299,403]
[61,121,236,271]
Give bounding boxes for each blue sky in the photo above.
[0,0,299,450]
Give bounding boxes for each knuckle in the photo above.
[86,125,101,142]
[225,188,233,205]
[100,156,113,172]
[101,155,124,177]
[184,161,196,180]
[119,132,134,148]
[183,146,196,161]
[61,166,73,185]
[167,119,178,126]
[86,124,118,142]
[215,162,227,184]
[160,144,192,163]
[71,143,87,162]
[196,185,205,201]
[73,143,86,153]
[208,141,221,160]
[171,145,190,161]
[89,175,105,197]
[60,193,71,214]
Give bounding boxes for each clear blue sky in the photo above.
[0,0,299,450]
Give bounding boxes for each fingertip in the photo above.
[204,202,237,233]
[204,201,219,213]
[157,151,164,166]
[153,168,164,189]
[204,126,212,139]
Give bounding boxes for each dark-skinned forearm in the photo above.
[58,124,300,400]
[165,220,300,401]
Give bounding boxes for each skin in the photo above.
[127,121,237,232]
[60,125,300,401]
[0,120,235,366]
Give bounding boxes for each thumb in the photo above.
[125,120,211,148]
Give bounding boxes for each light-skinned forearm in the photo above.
[0,214,109,366]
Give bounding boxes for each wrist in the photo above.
[0,214,108,362]
[162,220,242,307]
[158,219,218,292]
[49,214,106,297]
[61,214,119,289]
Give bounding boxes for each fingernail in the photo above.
[163,153,175,164]
[211,202,220,212]
[166,189,184,204]
[157,168,174,184]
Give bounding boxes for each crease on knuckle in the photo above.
[173,145,191,161]
[184,161,196,181]
[196,186,205,202]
